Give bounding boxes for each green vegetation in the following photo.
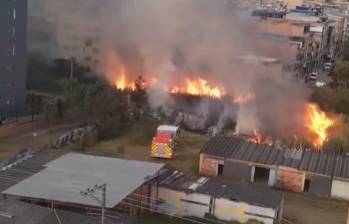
[334,61,349,81]
[27,53,65,94]
[311,88,349,114]
[0,123,78,160]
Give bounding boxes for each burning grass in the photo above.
[305,103,334,149]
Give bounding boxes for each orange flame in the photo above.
[249,130,273,145]
[233,93,255,103]
[306,103,333,149]
[115,67,135,90]
[169,78,225,98]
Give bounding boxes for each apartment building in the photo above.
[0,0,27,117]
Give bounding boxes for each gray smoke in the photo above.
[28,0,309,138]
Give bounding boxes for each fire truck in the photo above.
[151,125,179,159]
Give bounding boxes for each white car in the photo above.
[309,72,318,80]
[315,81,326,87]
[324,62,332,71]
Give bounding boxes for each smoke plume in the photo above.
[28,0,309,138]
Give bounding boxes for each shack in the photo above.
[151,169,284,224]
[199,136,349,200]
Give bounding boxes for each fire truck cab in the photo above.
[151,125,180,159]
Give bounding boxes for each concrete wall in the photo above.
[0,0,27,117]
[222,160,251,181]
[275,167,305,192]
[214,197,277,224]
[268,169,277,187]
[199,154,224,176]
[331,179,349,201]
[151,185,279,224]
[306,174,331,197]
[150,186,211,218]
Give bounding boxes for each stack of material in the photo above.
[174,112,208,132]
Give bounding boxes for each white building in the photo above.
[151,169,284,224]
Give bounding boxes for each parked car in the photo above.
[324,62,332,71]
[315,81,326,87]
[309,72,318,80]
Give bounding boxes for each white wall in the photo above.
[151,186,210,218]
[331,179,349,201]
[268,169,276,187]
[214,198,276,224]
[151,185,278,224]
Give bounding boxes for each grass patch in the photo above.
[0,123,78,160]
[87,128,208,174]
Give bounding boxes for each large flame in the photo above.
[169,78,225,98]
[249,130,273,145]
[306,103,333,149]
[115,67,135,90]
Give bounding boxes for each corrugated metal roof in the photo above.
[158,169,283,209]
[3,153,164,208]
[201,136,349,179]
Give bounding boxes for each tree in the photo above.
[334,61,349,81]
[63,80,129,139]
[333,61,349,89]
[133,75,147,107]
[342,40,349,61]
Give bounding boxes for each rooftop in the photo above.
[157,125,179,133]
[200,136,349,179]
[158,168,283,209]
[286,12,322,23]
[3,153,164,208]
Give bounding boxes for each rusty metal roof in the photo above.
[201,136,349,179]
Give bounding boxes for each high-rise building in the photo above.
[0,0,27,118]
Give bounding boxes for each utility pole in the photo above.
[80,183,107,224]
[70,57,74,79]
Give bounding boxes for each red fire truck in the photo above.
[151,125,179,159]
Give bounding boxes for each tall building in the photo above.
[0,0,27,118]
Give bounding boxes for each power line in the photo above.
[122,194,227,224]
[80,183,107,224]
[127,191,226,224]
[119,200,212,224]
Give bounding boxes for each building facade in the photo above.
[0,0,27,117]
[199,136,349,201]
[151,169,284,224]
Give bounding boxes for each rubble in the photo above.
[54,125,97,148]
[174,112,208,132]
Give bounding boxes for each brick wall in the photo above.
[275,167,305,192]
[199,154,223,176]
